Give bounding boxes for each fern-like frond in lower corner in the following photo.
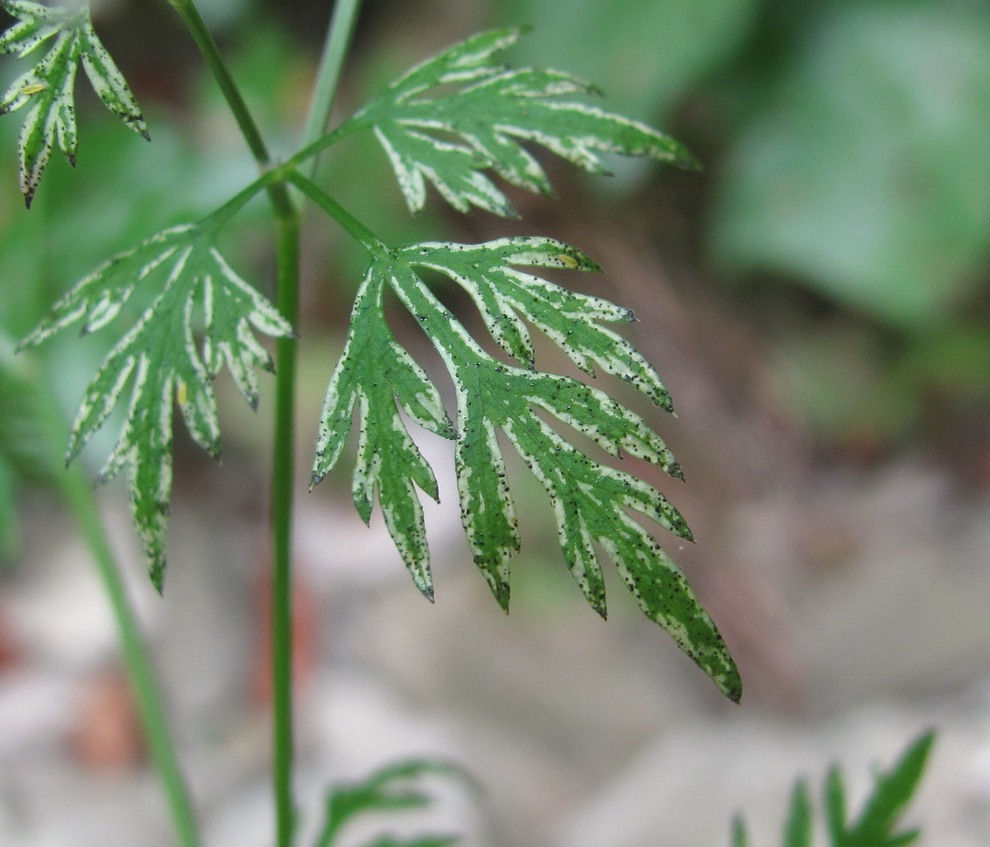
[20,224,294,590]
[732,730,936,847]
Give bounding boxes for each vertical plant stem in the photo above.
[164,5,362,846]
[271,212,300,847]
[36,388,201,847]
[266,5,361,844]
[164,2,301,841]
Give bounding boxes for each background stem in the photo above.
[300,0,364,169]
[165,0,295,219]
[36,384,202,847]
[165,0,270,167]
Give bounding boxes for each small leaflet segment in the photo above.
[0,0,149,206]
[348,27,699,216]
[21,225,293,590]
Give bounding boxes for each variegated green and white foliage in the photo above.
[311,236,741,702]
[8,23,739,699]
[346,26,698,217]
[0,0,148,206]
[314,30,738,699]
[20,225,294,590]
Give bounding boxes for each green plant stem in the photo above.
[266,4,365,839]
[300,0,364,166]
[164,4,303,842]
[271,212,301,847]
[164,6,366,845]
[35,384,201,847]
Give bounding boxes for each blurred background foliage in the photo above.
[2,0,989,565]
[485,0,990,468]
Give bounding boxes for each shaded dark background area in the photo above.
[1,1,990,845]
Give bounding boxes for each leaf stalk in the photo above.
[286,170,387,255]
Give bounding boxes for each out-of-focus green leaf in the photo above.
[0,333,62,562]
[731,815,748,847]
[840,730,934,846]
[894,325,990,402]
[733,729,935,847]
[0,455,18,561]
[784,780,812,847]
[711,3,990,328]
[825,760,847,846]
[314,760,469,847]
[0,333,57,483]
[494,0,759,121]
[0,0,149,206]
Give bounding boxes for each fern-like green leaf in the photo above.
[404,237,675,411]
[347,27,697,216]
[310,267,455,601]
[0,0,148,206]
[20,225,294,590]
[734,730,936,847]
[312,236,740,701]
